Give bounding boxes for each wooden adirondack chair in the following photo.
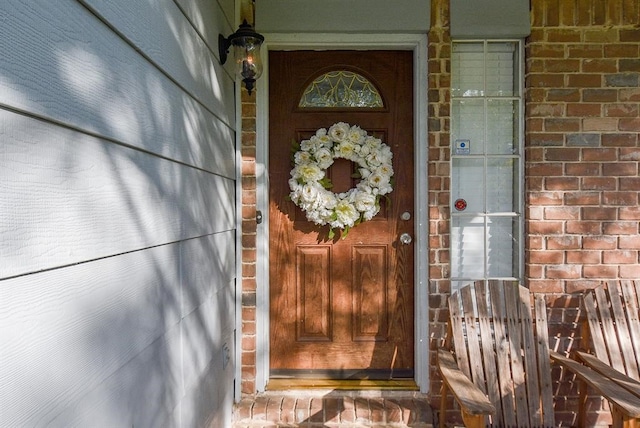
[561,280,640,427]
[437,280,556,427]
[437,280,640,428]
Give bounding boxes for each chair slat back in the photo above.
[583,280,640,380]
[448,280,555,427]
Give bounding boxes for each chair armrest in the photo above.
[437,349,495,416]
[576,351,640,398]
[550,350,640,418]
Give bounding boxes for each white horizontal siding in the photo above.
[176,0,235,53]
[1,0,238,426]
[180,230,237,318]
[44,325,184,428]
[179,329,236,428]
[1,109,234,279]
[78,0,235,118]
[0,234,235,427]
[0,0,235,175]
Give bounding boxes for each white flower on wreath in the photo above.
[314,147,333,169]
[328,122,350,143]
[289,122,394,239]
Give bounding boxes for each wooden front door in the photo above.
[268,51,414,379]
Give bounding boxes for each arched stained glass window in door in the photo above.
[298,70,384,108]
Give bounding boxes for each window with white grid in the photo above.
[450,40,524,293]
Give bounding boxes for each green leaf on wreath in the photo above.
[319,177,333,189]
[327,228,336,240]
[290,139,300,165]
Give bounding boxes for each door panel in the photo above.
[269,50,414,379]
[297,245,331,341]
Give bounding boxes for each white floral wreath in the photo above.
[289,122,394,239]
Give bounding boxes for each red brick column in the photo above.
[427,0,452,414]
[240,88,258,395]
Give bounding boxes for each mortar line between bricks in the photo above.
[276,396,283,423]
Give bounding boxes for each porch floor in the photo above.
[233,390,436,427]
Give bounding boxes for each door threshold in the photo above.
[266,378,419,391]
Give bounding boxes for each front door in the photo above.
[268,50,414,379]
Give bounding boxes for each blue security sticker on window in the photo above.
[454,139,470,155]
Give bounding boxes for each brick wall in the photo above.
[427,0,640,425]
[527,0,640,295]
[526,2,640,424]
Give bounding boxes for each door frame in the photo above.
[254,33,429,393]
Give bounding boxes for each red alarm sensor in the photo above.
[454,198,467,211]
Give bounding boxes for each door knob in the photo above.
[400,233,412,245]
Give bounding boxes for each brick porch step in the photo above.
[233,391,435,427]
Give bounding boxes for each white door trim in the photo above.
[254,33,429,393]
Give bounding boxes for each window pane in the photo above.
[486,216,519,277]
[452,99,485,154]
[451,40,523,285]
[298,70,383,108]
[487,99,518,155]
[486,42,519,97]
[487,158,518,213]
[451,216,485,278]
[451,43,484,97]
[452,158,484,213]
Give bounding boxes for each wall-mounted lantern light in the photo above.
[219,20,264,95]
